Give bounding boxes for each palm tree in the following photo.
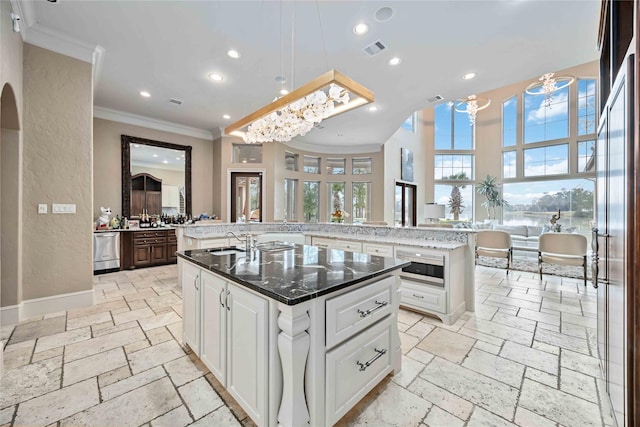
[447,172,468,220]
[476,175,507,220]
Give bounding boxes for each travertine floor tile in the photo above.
[61,377,181,427]
[34,327,91,353]
[466,406,516,426]
[408,377,473,420]
[178,377,224,420]
[561,348,601,377]
[0,406,15,425]
[139,312,181,331]
[519,378,602,426]
[112,307,155,325]
[500,341,558,374]
[464,318,533,346]
[420,357,519,420]
[417,328,474,364]
[164,355,207,387]
[461,348,525,388]
[66,311,111,330]
[101,366,166,401]
[524,367,558,388]
[8,316,66,345]
[423,405,465,427]
[560,367,598,403]
[13,379,99,426]
[514,406,556,427]
[0,355,63,408]
[128,339,186,374]
[65,327,145,362]
[150,405,193,427]
[63,347,127,386]
[189,406,241,426]
[535,328,590,354]
[391,355,425,388]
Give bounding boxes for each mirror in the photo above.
[121,135,192,219]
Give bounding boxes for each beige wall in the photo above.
[383,112,428,225]
[1,0,25,309]
[93,118,215,220]
[420,60,599,223]
[22,44,93,300]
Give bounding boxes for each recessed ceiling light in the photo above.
[227,49,240,59]
[163,160,169,164]
[389,57,401,66]
[280,89,289,95]
[140,91,151,98]
[208,72,224,82]
[368,105,379,112]
[153,154,159,158]
[353,23,368,35]
[133,144,140,148]
[222,114,231,120]
[462,72,476,80]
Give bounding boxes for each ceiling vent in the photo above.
[363,40,387,56]
[427,95,444,103]
[169,98,183,105]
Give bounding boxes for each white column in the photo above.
[277,306,311,427]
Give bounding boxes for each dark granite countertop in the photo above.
[177,244,409,306]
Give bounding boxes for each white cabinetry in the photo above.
[395,246,466,325]
[311,236,362,252]
[361,242,394,257]
[180,260,201,355]
[198,269,268,425]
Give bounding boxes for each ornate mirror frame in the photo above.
[121,134,192,219]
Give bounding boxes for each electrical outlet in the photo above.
[38,204,47,214]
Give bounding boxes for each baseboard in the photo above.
[1,305,20,326]
[21,289,94,320]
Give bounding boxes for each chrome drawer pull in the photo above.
[357,348,387,372]
[357,300,388,318]
[412,294,424,299]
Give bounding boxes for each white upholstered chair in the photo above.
[538,233,588,286]
[475,230,512,274]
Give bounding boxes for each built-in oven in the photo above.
[395,249,445,287]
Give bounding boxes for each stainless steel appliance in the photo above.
[94,232,120,274]
[394,249,445,287]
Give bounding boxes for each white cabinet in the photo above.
[361,242,394,257]
[198,269,268,426]
[311,236,362,252]
[180,260,201,355]
[162,185,180,207]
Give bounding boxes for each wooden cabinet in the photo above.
[122,229,177,269]
[131,173,162,216]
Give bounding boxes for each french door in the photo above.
[394,182,416,227]
[231,172,262,223]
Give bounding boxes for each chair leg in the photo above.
[538,251,543,280]
[506,248,512,276]
[583,256,587,287]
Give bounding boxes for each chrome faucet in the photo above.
[226,231,254,254]
[225,231,243,244]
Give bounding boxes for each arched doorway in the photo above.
[1,83,22,324]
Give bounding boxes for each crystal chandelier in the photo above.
[454,94,491,126]
[525,72,575,108]
[225,70,373,143]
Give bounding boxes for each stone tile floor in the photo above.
[0,264,614,426]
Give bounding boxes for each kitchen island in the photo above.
[177,243,408,427]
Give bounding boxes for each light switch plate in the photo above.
[38,204,47,214]
[52,203,76,214]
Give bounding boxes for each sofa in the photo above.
[491,224,543,249]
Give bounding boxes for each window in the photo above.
[352,157,372,174]
[232,144,263,163]
[328,182,345,221]
[578,140,596,173]
[352,182,371,224]
[578,79,597,136]
[303,181,320,222]
[434,103,473,150]
[434,154,474,180]
[395,182,416,227]
[401,113,415,133]
[285,151,298,171]
[502,96,517,147]
[503,178,594,234]
[283,179,297,221]
[326,158,345,175]
[303,156,320,173]
[524,143,568,177]
[503,151,517,178]
[434,184,473,221]
[524,86,569,143]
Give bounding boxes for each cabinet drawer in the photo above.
[134,237,167,245]
[400,280,447,314]
[133,230,166,239]
[199,239,229,249]
[167,230,177,243]
[326,276,394,348]
[311,237,333,248]
[333,240,362,252]
[326,318,393,426]
[362,243,394,257]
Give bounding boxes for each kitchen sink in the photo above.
[206,247,246,256]
[255,241,295,252]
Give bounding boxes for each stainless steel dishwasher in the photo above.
[94,232,120,274]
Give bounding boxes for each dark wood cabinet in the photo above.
[122,229,177,269]
[131,173,162,217]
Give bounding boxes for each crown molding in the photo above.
[94,106,215,141]
[23,22,98,64]
[281,139,382,154]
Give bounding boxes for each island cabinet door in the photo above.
[226,283,268,426]
[200,271,226,385]
[181,261,201,355]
